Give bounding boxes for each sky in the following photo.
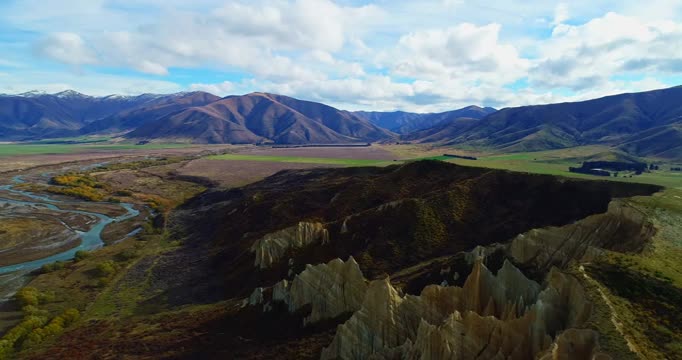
[0,0,681,112]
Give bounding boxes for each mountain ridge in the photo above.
[404,85,682,158]
[1,86,681,157]
[354,105,496,134]
[126,92,395,144]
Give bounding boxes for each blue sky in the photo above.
[0,0,681,111]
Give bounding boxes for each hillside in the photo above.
[432,86,682,158]
[355,105,495,134]
[15,160,665,359]
[400,116,479,143]
[126,92,395,144]
[4,86,682,153]
[0,91,219,140]
[78,92,221,134]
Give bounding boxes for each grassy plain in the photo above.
[396,145,682,189]
[0,143,193,157]
[206,153,389,166]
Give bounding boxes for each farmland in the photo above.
[206,153,389,166]
[0,143,194,156]
[0,143,234,173]
[398,145,682,189]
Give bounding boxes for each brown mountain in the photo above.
[126,92,396,144]
[400,116,480,143]
[0,91,219,140]
[79,91,221,134]
[354,105,496,134]
[417,86,682,158]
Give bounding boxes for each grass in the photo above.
[28,136,113,144]
[575,186,682,358]
[584,261,682,359]
[206,153,388,166]
[404,146,682,189]
[0,143,193,157]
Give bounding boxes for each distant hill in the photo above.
[0,91,395,144]
[354,105,496,134]
[126,93,395,144]
[407,86,682,159]
[0,91,218,140]
[400,117,479,143]
[79,92,221,134]
[3,86,682,155]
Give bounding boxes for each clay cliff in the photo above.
[241,255,608,359]
[251,222,330,269]
[507,200,655,273]
[318,259,603,360]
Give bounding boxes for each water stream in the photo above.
[0,175,140,274]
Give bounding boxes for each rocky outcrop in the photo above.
[321,259,604,360]
[250,222,330,269]
[508,201,654,272]
[251,257,368,325]
[538,329,610,360]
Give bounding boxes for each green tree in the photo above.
[15,287,40,307]
[96,260,117,277]
[74,250,90,262]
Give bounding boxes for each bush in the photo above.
[74,250,90,262]
[21,305,48,317]
[39,291,55,303]
[96,260,118,277]
[97,277,112,287]
[16,287,56,307]
[19,308,80,350]
[0,314,48,356]
[15,287,40,307]
[41,261,66,273]
[61,308,80,325]
[46,185,105,201]
[115,249,139,262]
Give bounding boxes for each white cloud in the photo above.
[0,70,182,96]
[532,12,682,90]
[553,3,569,25]
[389,23,529,86]
[189,81,234,96]
[35,32,97,66]
[30,0,381,82]
[0,58,24,68]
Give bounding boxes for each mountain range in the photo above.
[127,92,394,144]
[353,105,496,134]
[1,86,681,158]
[434,86,682,158]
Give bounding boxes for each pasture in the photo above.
[206,153,389,166]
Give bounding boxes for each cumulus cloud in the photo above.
[35,32,97,66]
[552,3,569,25]
[390,23,529,85]
[189,81,234,96]
[31,0,381,82]
[0,70,182,96]
[531,12,682,90]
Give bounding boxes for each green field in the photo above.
[206,153,388,166]
[0,143,193,156]
[426,147,682,189]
